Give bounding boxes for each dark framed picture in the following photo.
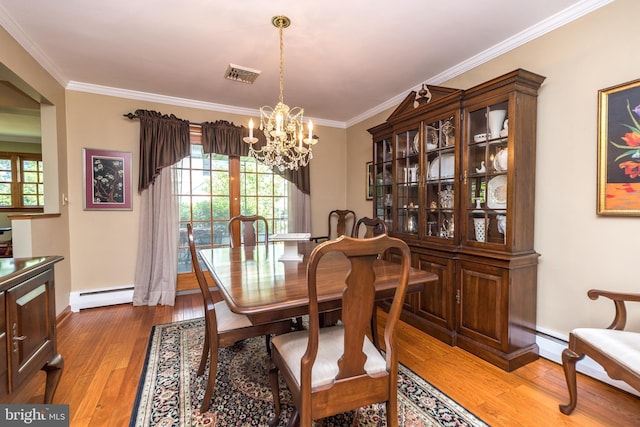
[83,148,132,210]
[597,79,640,215]
[366,161,373,200]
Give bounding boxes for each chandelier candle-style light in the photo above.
[243,15,317,171]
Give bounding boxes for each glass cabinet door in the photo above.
[395,127,420,235]
[373,137,393,232]
[424,115,457,241]
[465,101,508,245]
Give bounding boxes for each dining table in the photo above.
[198,239,438,326]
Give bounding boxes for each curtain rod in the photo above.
[123,112,203,127]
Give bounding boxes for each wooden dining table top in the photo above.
[198,240,437,325]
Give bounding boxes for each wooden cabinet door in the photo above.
[6,269,55,392]
[0,291,6,397]
[414,251,455,342]
[456,260,508,351]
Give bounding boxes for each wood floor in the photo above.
[10,293,640,426]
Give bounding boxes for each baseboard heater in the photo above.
[69,285,134,312]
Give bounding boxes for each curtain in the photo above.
[288,182,311,232]
[133,167,179,306]
[201,120,311,195]
[133,110,190,306]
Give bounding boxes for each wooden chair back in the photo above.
[353,216,388,238]
[228,214,269,248]
[310,209,356,242]
[268,234,411,426]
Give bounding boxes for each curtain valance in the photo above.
[136,109,191,192]
[201,120,311,195]
[129,111,310,195]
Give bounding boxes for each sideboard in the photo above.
[0,256,64,403]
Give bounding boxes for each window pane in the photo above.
[0,195,10,206]
[209,171,229,195]
[23,195,38,206]
[0,184,10,193]
[211,196,229,219]
[0,171,11,181]
[192,196,212,220]
[23,183,36,194]
[178,196,192,221]
[0,159,10,170]
[23,160,38,171]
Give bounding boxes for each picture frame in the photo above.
[366,161,374,200]
[597,79,640,216]
[83,148,132,210]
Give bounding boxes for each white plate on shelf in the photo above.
[487,175,507,209]
[412,133,420,154]
[425,125,438,150]
[493,148,508,171]
[428,153,455,180]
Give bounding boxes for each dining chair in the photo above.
[559,289,640,415]
[310,209,356,243]
[228,214,269,248]
[186,223,292,413]
[352,216,388,238]
[267,234,411,427]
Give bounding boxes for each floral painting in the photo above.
[83,148,132,210]
[597,79,640,215]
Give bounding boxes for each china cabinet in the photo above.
[369,69,545,371]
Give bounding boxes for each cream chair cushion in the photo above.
[572,328,640,375]
[271,325,387,388]
[215,300,253,331]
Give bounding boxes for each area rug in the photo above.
[130,319,488,426]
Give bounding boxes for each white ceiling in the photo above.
[0,0,610,129]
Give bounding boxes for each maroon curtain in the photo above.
[201,120,311,195]
[136,110,191,192]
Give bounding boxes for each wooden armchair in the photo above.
[228,214,268,248]
[353,216,388,238]
[186,223,292,413]
[559,289,640,415]
[268,235,411,427]
[310,209,356,243]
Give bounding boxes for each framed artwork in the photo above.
[366,161,374,200]
[83,148,132,210]
[597,79,640,215]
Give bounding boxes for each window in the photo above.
[0,152,44,210]
[175,144,288,274]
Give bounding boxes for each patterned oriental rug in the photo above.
[129,319,488,427]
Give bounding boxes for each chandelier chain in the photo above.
[278,18,284,104]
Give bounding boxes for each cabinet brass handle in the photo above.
[12,335,26,341]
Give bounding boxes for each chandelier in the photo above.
[243,15,317,171]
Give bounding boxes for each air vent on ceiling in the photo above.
[224,64,261,84]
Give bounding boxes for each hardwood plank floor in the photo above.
[11,293,640,426]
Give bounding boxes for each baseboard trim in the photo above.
[536,330,638,397]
